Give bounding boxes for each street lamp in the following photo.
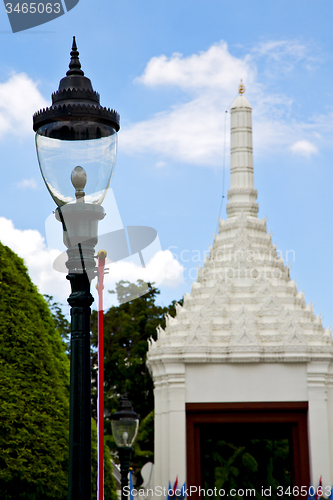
[111,394,139,500]
[33,37,120,500]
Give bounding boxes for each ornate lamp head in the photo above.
[111,394,139,448]
[33,37,120,207]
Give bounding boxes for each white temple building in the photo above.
[147,84,333,493]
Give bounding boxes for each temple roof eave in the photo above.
[147,346,333,367]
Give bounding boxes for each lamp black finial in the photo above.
[67,36,84,77]
[33,37,120,133]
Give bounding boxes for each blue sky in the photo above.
[0,0,333,326]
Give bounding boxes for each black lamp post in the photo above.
[33,38,120,500]
[111,394,139,500]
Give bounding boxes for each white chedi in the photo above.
[148,86,332,366]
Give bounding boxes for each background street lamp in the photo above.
[111,394,140,500]
[33,37,120,500]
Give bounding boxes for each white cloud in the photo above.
[123,41,258,166]
[0,217,69,302]
[290,140,318,157]
[122,94,228,165]
[250,39,320,77]
[0,73,49,138]
[91,249,184,309]
[136,41,255,92]
[104,250,184,288]
[252,40,316,64]
[17,178,38,189]
[156,161,167,168]
[0,216,184,309]
[122,40,326,167]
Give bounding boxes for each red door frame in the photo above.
[186,402,310,499]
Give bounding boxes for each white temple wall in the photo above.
[307,362,332,486]
[153,361,333,489]
[153,364,166,490]
[186,363,308,402]
[153,363,186,488]
[327,363,333,481]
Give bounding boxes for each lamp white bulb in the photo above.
[71,166,87,202]
[122,431,128,445]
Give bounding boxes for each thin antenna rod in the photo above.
[216,109,228,234]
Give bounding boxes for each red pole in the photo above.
[97,250,106,500]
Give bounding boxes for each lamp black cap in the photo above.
[111,393,139,421]
[33,37,120,132]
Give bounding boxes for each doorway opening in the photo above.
[186,402,310,500]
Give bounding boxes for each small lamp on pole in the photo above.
[111,394,139,500]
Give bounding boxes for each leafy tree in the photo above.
[201,425,292,500]
[90,280,182,472]
[0,242,119,500]
[132,410,154,462]
[44,294,71,352]
[0,242,70,499]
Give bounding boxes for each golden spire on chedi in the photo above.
[238,79,245,95]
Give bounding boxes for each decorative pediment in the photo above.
[253,274,270,285]
[198,310,208,320]
[257,283,272,297]
[208,299,221,310]
[236,329,254,344]
[231,306,258,344]
[279,318,304,344]
[188,323,209,343]
[287,330,303,344]
[206,287,229,309]
[280,309,294,320]
[259,295,283,316]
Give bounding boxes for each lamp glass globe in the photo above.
[35,121,117,207]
